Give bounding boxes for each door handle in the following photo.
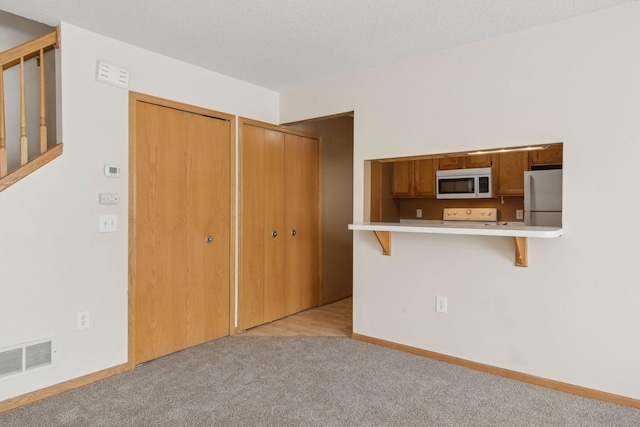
[206,235,213,244]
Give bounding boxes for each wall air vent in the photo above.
[96,60,130,89]
[0,338,54,381]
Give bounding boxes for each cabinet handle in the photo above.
[272,231,278,238]
[291,229,297,236]
[205,235,213,244]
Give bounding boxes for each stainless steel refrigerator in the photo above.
[524,169,562,227]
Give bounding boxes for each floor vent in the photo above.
[0,339,54,380]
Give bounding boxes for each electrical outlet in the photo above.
[436,296,448,314]
[416,209,422,218]
[516,210,524,220]
[77,311,90,329]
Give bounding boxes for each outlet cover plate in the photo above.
[436,296,448,314]
[77,311,90,329]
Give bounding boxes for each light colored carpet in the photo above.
[1,337,638,426]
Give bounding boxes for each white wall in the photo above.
[281,3,640,399]
[0,23,278,402]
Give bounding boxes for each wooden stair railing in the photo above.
[0,28,62,192]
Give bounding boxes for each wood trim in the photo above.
[239,117,321,140]
[372,142,564,163]
[0,363,129,413]
[0,29,59,71]
[373,230,391,255]
[19,57,27,166]
[228,115,237,337]
[321,291,353,306]
[280,111,354,127]
[128,92,236,365]
[128,93,138,369]
[0,143,63,192]
[514,236,528,267]
[0,66,6,178]
[352,333,640,410]
[317,135,323,306]
[39,48,47,154]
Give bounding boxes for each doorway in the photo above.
[285,113,354,305]
[128,93,235,366]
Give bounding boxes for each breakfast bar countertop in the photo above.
[348,221,562,238]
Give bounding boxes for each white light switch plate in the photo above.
[99,215,118,232]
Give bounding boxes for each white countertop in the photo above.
[348,221,562,238]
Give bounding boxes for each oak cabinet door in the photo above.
[414,159,436,197]
[493,152,529,196]
[438,156,465,170]
[391,161,414,197]
[530,145,563,166]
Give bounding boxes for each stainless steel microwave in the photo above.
[436,167,492,199]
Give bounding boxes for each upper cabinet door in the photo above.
[438,156,465,170]
[530,145,563,166]
[413,159,436,197]
[493,152,529,196]
[391,161,414,197]
[465,154,492,168]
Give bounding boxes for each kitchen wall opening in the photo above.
[368,143,563,226]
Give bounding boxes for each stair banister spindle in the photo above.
[20,56,28,166]
[39,48,47,154]
[0,67,6,177]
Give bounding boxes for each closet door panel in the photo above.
[239,124,266,330]
[263,129,286,322]
[284,134,319,315]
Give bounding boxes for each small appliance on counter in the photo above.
[524,169,562,227]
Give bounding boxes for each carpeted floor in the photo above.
[1,337,638,426]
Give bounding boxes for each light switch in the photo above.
[99,215,118,232]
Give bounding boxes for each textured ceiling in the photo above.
[0,0,634,91]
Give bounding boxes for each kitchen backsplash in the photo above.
[396,197,524,222]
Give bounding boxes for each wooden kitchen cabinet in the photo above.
[437,154,492,169]
[414,159,436,197]
[438,156,465,170]
[530,144,563,166]
[465,154,492,168]
[392,159,435,198]
[239,121,319,331]
[492,151,529,196]
[391,160,414,197]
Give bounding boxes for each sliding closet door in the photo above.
[132,99,231,364]
[239,120,320,331]
[284,134,319,315]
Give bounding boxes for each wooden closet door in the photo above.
[284,134,319,315]
[263,129,285,322]
[239,125,266,330]
[239,125,285,330]
[133,101,230,364]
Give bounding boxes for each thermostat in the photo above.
[104,164,121,177]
